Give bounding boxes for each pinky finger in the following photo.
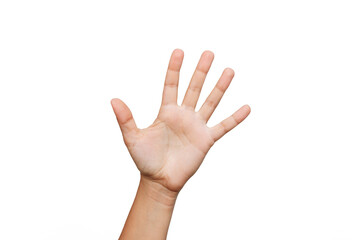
[210,105,251,142]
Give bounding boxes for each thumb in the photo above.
[111,98,138,140]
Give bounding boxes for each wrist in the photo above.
[139,174,179,207]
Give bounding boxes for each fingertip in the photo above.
[203,50,215,59]
[232,104,251,123]
[173,48,184,58]
[169,49,184,71]
[110,98,127,113]
[224,67,235,77]
[110,98,118,105]
[243,104,251,113]
[111,99,134,125]
[110,98,122,108]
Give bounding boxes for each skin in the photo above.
[111,49,251,240]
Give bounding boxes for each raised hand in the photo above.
[111,49,250,193]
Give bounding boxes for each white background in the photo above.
[0,0,359,239]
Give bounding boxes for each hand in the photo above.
[111,49,251,193]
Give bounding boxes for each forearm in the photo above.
[119,174,179,240]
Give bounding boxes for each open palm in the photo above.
[111,49,250,192]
